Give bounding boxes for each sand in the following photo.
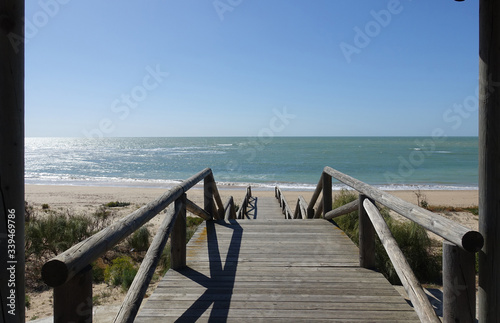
[24,184,479,322]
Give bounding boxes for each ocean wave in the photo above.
[24,173,478,191]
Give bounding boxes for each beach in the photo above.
[25,184,479,321]
[25,184,479,217]
[24,184,480,241]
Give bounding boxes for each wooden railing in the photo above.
[41,168,228,323]
[237,186,252,219]
[276,166,484,323]
[275,186,293,219]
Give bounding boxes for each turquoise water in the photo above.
[25,137,478,190]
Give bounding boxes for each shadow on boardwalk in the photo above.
[176,221,243,321]
[245,197,257,219]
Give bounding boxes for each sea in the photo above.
[25,137,479,191]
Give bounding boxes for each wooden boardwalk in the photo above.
[136,197,420,322]
[245,196,285,220]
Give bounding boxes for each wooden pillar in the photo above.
[443,241,476,323]
[54,266,92,323]
[478,1,500,321]
[322,173,332,217]
[204,177,216,218]
[0,1,25,322]
[171,194,187,270]
[359,194,376,269]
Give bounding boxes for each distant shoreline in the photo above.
[25,184,479,210]
[24,179,479,192]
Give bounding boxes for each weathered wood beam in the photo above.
[443,241,476,323]
[307,176,323,218]
[322,173,332,217]
[171,194,187,270]
[358,195,375,270]
[294,195,309,219]
[324,166,483,252]
[186,198,211,220]
[224,196,236,220]
[0,1,25,321]
[324,199,358,220]
[42,168,212,287]
[363,199,440,323]
[478,0,500,320]
[113,196,181,323]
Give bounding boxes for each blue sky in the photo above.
[25,0,479,137]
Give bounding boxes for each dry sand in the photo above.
[25,184,479,322]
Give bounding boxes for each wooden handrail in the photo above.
[237,186,252,219]
[275,167,482,322]
[293,196,308,219]
[224,196,237,220]
[42,168,216,287]
[363,199,441,323]
[323,166,483,252]
[275,186,293,219]
[114,194,186,323]
[307,176,323,218]
[41,168,229,323]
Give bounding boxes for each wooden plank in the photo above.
[136,308,420,321]
[252,196,285,220]
[137,219,421,322]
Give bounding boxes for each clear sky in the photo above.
[25,0,479,137]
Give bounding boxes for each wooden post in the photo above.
[478,1,500,321]
[443,241,476,323]
[54,266,92,323]
[171,194,187,270]
[307,176,323,219]
[0,1,25,322]
[322,173,332,217]
[204,176,216,218]
[359,195,376,269]
[224,196,236,220]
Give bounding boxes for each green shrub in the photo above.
[26,213,96,258]
[25,207,109,291]
[104,256,137,290]
[332,189,440,285]
[42,203,50,210]
[105,201,131,208]
[186,216,204,227]
[128,227,151,251]
[93,206,112,221]
[332,189,360,244]
[375,219,441,284]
